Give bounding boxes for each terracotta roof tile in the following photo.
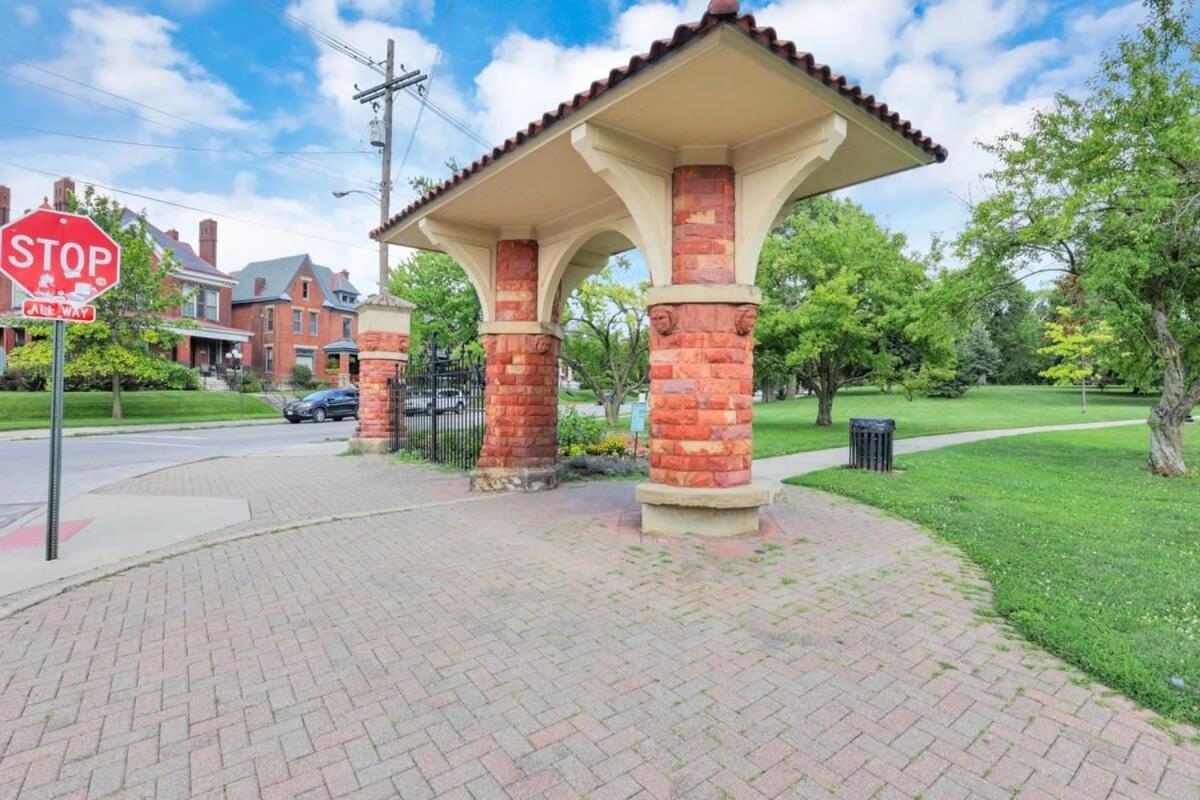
[373,8,948,239]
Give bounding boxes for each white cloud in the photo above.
[14,4,39,27]
[26,5,248,133]
[754,0,912,82]
[901,0,1040,63]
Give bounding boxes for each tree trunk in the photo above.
[111,374,123,421]
[1081,379,1087,414]
[786,374,798,400]
[816,388,834,426]
[1149,405,1188,477]
[760,380,772,404]
[603,395,621,427]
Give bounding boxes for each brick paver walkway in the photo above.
[0,456,1197,799]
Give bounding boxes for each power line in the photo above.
[2,64,380,190]
[3,124,376,156]
[0,161,375,252]
[1,70,194,135]
[249,0,490,149]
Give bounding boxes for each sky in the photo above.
[0,0,1145,294]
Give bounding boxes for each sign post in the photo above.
[629,401,647,461]
[0,204,121,561]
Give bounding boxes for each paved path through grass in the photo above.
[0,452,1196,798]
[753,418,1147,481]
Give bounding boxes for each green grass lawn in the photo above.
[0,390,278,431]
[791,425,1200,726]
[754,385,1158,458]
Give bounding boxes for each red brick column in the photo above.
[638,164,774,534]
[352,331,409,452]
[348,292,412,454]
[472,240,562,492]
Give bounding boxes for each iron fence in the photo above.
[390,336,485,470]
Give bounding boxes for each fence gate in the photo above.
[389,335,485,469]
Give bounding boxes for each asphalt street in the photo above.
[0,420,355,525]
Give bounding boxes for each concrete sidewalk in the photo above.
[752,418,1147,481]
[0,416,285,442]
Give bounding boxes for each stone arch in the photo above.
[536,216,639,324]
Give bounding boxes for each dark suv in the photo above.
[284,389,359,424]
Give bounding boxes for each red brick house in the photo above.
[229,255,361,386]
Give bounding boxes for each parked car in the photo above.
[404,389,466,416]
[284,389,358,424]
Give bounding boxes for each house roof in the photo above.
[373,2,947,239]
[120,210,231,281]
[230,254,361,312]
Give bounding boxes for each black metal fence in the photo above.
[389,336,485,470]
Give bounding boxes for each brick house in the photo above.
[229,255,361,386]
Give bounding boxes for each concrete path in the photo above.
[0,456,1195,799]
[753,418,1147,481]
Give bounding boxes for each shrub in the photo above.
[558,407,607,453]
[919,366,970,399]
[291,364,314,389]
[231,373,263,394]
[584,433,631,457]
[0,368,43,392]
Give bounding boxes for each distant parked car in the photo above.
[284,389,358,424]
[404,389,466,416]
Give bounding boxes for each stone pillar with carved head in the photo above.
[349,293,413,454]
[636,163,779,537]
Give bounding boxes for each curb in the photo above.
[0,490,507,623]
[0,417,286,442]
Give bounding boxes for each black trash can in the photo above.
[849,418,896,472]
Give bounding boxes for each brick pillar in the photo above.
[349,295,413,455]
[637,165,778,536]
[338,353,351,388]
[471,240,563,492]
[53,177,75,213]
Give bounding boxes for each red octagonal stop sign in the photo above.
[0,207,121,305]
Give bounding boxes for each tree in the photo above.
[960,0,1200,475]
[408,158,462,198]
[957,322,1003,386]
[1039,306,1115,412]
[389,250,482,355]
[9,188,189,419]
[757,196,951,426]
[559,258,648,425]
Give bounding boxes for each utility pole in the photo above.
[354,40,426,295]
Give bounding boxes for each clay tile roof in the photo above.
[372,7,948,240]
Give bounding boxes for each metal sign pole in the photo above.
[46,319,65,561]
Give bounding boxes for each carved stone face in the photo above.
[531,335,554,355]
[735,304,758,336]
[650,306,676,336]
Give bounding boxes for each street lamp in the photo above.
[332,190,381,205]
[226,347,244,415]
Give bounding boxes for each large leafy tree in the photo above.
[389,250,482,356]
[559,257,649,425]
[757,196,951,426]
[10,189,189,419]
[960,0,1200,475]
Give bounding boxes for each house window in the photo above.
[295,348,315,373]
[302,279,311,300]
[264,346,274,373]
[184,286,220,321]
[265,307,274,333]
[292,309,302,334]
[309,311,319,337]
[342,316,352,339]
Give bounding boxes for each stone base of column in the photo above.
[470,464,564,493]
[348,436,398,455]
[635,480,781,537]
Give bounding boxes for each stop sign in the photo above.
[0,207,121,305]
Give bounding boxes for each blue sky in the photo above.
[0,0,1143,292]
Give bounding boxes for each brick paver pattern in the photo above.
[0,455,1198,799]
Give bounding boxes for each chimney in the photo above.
[165,229,180,241]
[0,186,9,226]
[53,177,75,213]
[339,269,350,282]
[254,277,267,296]
[199,219,217,267]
